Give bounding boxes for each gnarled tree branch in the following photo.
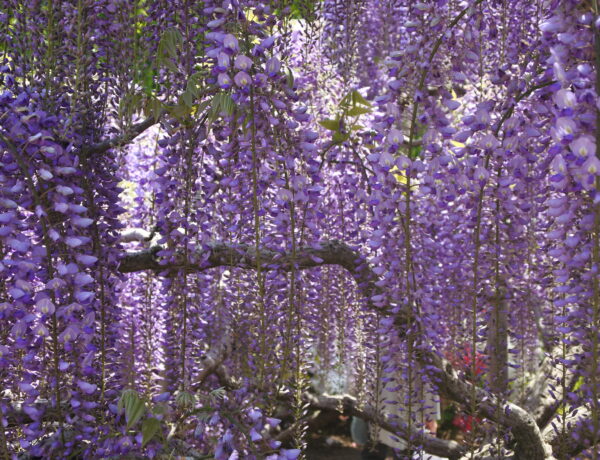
[425,353,551,459]
[80,111,165,157]
[544,405,591,458]
[192,360,466,459]
[118,238,550,458]
[119,240,381,301]
[304,392,467,460]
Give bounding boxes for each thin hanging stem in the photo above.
[591,2,600,456]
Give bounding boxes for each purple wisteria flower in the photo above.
[1,1,599,459]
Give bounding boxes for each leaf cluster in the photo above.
[118,389,164,448]
[318,90,371,144]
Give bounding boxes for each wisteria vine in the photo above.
[1,0,600,459]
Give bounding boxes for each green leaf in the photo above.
[332,132,349,144]
[137,66,155,96]
[339,94,352,111]
[135,6,148,16]
[210,387,226,401]
[186,72,204,97]
[151,402,169,416]
[209,94,235,121]
[347,106,371,117]
[118,389,138,412]
[160,27,183,59]
[126,397,146,429]
[351,90,371,107]
[209,94,222,121]
[156,28,183,72]
[410,144,422,160]
[221,95,235,116]
[144,97,164,122]
[163,57,179,73]
[168,102,192,119]
[118,390,146,429]
[181,88,194,108]
[175,390,196,409]
[141,417,161,447]
[118,389,146,429]
[318,119,339,131]
[195,99,212,117]
[286,68,294,89]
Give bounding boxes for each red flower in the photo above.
[452,415,479,433]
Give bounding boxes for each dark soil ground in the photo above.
[300,409,364,459]
[305,433,362,459]
[306,444,362,459]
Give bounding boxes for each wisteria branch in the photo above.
[424,354,551,459]
[543,405,592,458]
[191,361,466,459]
[303,393,467,460]
[80,111,166,157]
[119,240,382,301]
[118,236,551,458]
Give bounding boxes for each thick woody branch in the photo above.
[193,352,236,391]
[189,361,463,458]
[120,227,158,243]
[303,393,466,460]
[192,359,466,460]
[118,238,548,458]
[80,111,165,157]
[513,342,582,435]
[517,351,556,413]
[274,412,320,443]
[119,240,380,299]
[81,92,214,157]
[534,357,582,430]
[544,406,591,458]
[120,240,362,273]
[425,353,551,459]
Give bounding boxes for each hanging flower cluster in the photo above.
[3,1,600,459]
